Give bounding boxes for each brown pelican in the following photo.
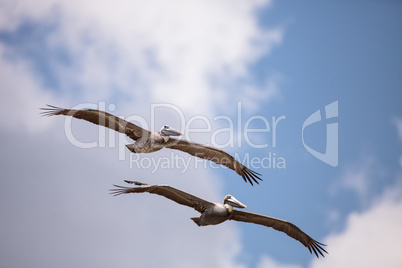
[41,105,261,185]
[111,180,328,258]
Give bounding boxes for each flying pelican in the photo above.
[41,105,261,185]
[110,180,328,258]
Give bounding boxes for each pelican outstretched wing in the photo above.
[110,181,214,213]
[229,210,327,258]
[41,105,262,185]
[164,139,262,185]
[40,105,149,141]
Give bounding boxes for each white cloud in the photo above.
[311,181,402,268]
[330,157,375,206]
[340,167,369,201]
[240,72,283,113]
[392,117,402,141]
[0,1,285,267]
[0,124,247,268]
[318,118,402,268]
[392,117,402,167]
[257,255,301,268]
[0,45,56,133]
[0,0,283,118]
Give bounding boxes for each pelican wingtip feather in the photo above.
[309,240,328,258]
[110,180,151,196]
[39,104,64,117]
[109,185,129,196]
[242,167,263,186]
[123,180,149,186]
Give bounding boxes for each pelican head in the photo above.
[223,194,247,212]
[160,125,183,137]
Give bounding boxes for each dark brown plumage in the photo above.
[41,105,146,140]
[229,210,327,258]
[111,180,328,258]
[164,139,261,185]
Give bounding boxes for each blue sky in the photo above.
[1,1,402,267]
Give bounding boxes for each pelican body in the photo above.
[191,194,246,226]
[125,126,182,154]
[41,105,262,185]
[111,180,328,258]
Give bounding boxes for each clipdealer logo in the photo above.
[302,101,338,167]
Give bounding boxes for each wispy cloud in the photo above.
[0,0,284,118]
[392,117,402,167]
[0,45,55,132]
[257,255,302,268]
[392,117,402,141]
[329,157,375,207]
[311,180,402,268]
[0,124,248,267]
[0,1,285,267]
[318,116,402,267]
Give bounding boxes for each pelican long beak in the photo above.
[226,196,247,209]
[161,126,183,136]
